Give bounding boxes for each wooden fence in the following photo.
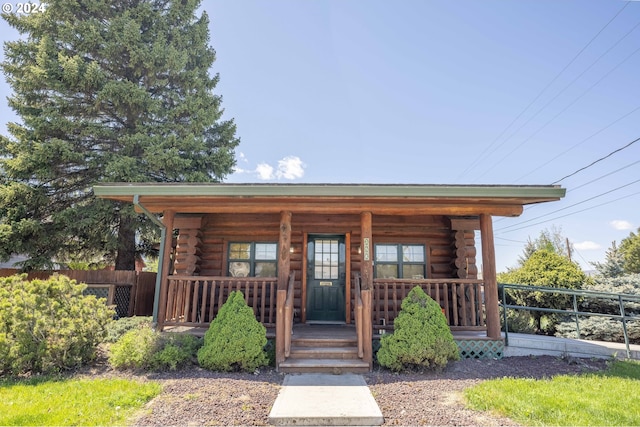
[0,269,157,317]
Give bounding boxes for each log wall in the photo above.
[175,212,476,319]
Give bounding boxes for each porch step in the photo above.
[291,336,357,348]
[289,346,360,360]
[278,358,370,374]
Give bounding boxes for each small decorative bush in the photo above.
[108,326,159,370]
[377,286,459,371]
[109,326,202,371]
[197,291,268,372]
[151,333,202,371]
[105,316,153,343]
[0,274,115,375]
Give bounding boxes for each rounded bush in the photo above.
[108,326,159,370]
[377,286,459,371]
[197,291,268,372]
[109,327,202,371]
[0,274,115,375]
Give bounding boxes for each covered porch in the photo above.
[94,183,565,372]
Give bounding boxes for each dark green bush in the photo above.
[105,316,153,343]
[109,327,202,371]
[377,286,459,371]
[0,274,115,375]
[197,291,268,372]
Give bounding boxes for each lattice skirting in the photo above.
[455,339,504,359]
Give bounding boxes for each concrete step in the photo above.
[269,374,384,426]
[279,358,370,374]
[289,346,360,360]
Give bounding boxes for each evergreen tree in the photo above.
[0,0,239,270]
[591,241,625,278]
[517,226,571,267]
[619,228,640,275]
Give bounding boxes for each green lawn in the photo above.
[0,376,161,426]
[464,360,640,426]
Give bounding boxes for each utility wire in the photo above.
[552,137,640,184]
[456,2,630,182]
[474,19,640,182]
[496,180,640,233]
[474,44,640,182]
[495,189,640,234]
[515,105,640,182]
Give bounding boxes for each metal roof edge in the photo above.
[93,183,566,199]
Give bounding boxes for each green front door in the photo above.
[306,235,346,322]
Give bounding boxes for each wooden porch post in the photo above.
[480,214,501,339]
[277,211,292,291]
[156,210,175,331]
[276,211,292,367]
[360,212,373,368]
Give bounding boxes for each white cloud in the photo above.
[256,163,275,180]
[610,220,633,231]
[276,156,305,180]
[238,151,249,163]
[574,241,601,251]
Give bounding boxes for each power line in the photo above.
[495,158,640,225]
[473,19,640,182]
[552,136,640,184]
[515,105,640,182]
[456,2,630,182]
[495,187,640,234]
[474,44,640,182]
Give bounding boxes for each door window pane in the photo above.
[315,239,339,279]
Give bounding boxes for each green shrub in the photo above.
[197,291,268,372]
[109,327,202,371]
[555,318,640,344]
[109,326,159,370]
[0,274,115,375]
[105,316,153,343]
[377,286,459,371]
[151,333,202,371]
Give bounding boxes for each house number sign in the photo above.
[363,238,370,261]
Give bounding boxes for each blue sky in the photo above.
[1,0,638,272]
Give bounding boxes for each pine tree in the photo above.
[592,241,625,278]
[0,0,239,269]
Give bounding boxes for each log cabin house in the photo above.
[94,183,565,373]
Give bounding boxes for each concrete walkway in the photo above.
[504,332,640,360]
[268,374,384,426]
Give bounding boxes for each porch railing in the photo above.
[284,273,295,357]
[163,276,278,328]
[354,274,364,358]
[372,278,486,331]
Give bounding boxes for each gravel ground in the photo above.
[77,355,608,426]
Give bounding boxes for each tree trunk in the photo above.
[115,212,137,270]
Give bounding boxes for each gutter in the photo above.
[133,194,165,325]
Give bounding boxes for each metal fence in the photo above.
[499,283,640,358]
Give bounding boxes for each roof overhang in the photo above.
[93,183,566,217]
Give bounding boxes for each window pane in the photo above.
[255,243,277,260]
[403,264,425,279]
[229,262,250,277]
[376,264,398,279]
[375,245,398,262]
[403,245,425,262]
[255,262,276,277]
[229,243,251,260]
